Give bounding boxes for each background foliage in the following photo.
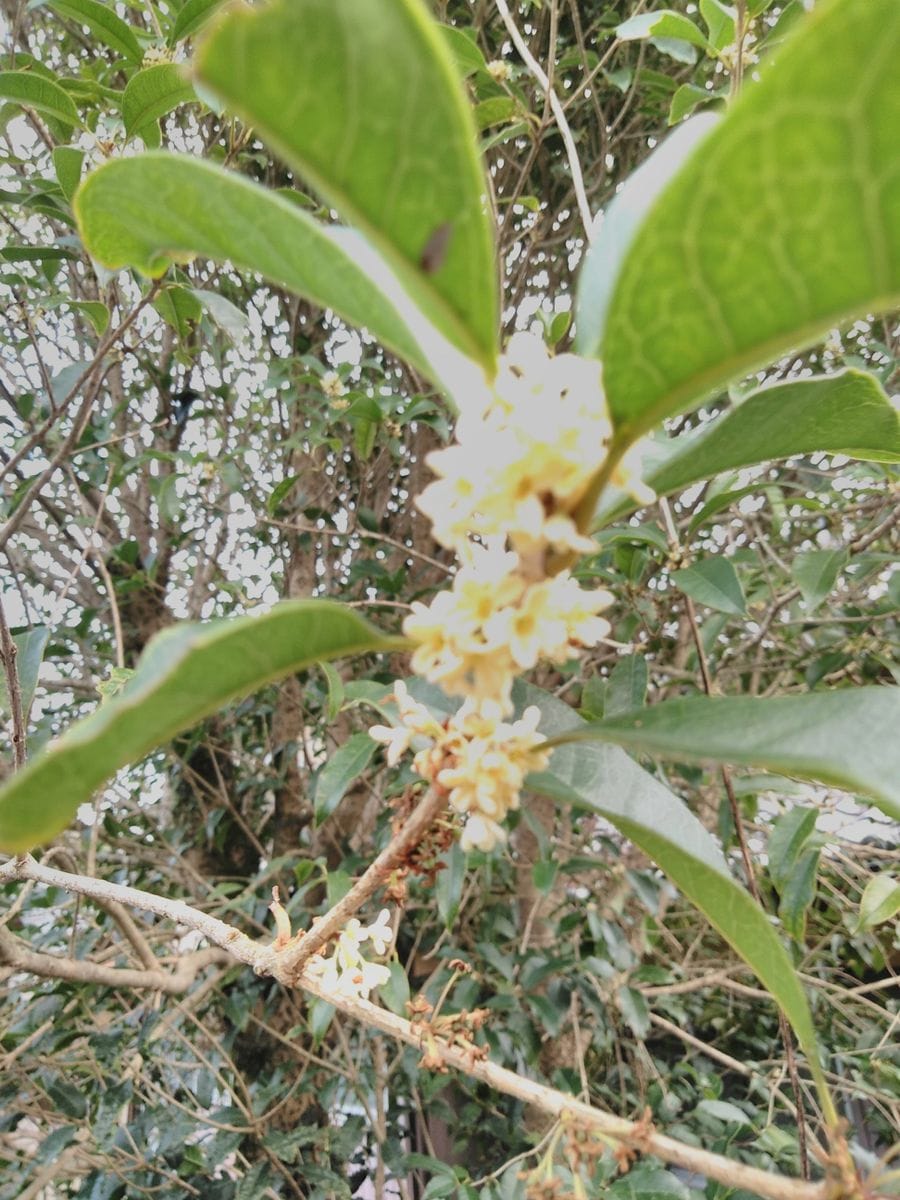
[0,1,898,1198]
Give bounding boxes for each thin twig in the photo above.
[0,593,26,771]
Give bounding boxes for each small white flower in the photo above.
[321,370,345,399]
[364,909,393,955]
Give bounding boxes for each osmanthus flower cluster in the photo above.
[371,332,652,853]
[305,910,394,1001]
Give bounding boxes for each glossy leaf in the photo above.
[121,64,195,143]
[74,154,440,378]
[593,370,900,526]
[699,0,736,52]
[605,654,648,717]
[0,601,404,852]
[44,0,142,63]
[52,145,84,202]
[671,558,746,615]
[0,70,79,131]
[196,0,498,368]
[550,688,900,822]
[792,548,849,613]
[581,0,900,436]
[524,682,826,1092]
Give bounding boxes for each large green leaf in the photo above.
[0,601,404,852]
[121,64,196,144]
[579,0,900,436]
[593,370,900,525]
[0,70,80,131]
[74,154,457,383]
[196,0,498,369]
[43,0,142,64]
[522,683,828,1105]
[549,688,900,822]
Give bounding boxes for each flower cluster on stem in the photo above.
[305,909,394,1000]
[371,332,651,852]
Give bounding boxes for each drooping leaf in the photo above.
[548,688,900,822]
[121,64,196,144]
[593,370,900,526]
[523,682,826,1098]
[0,626,49,722]
[74,154,443,379]
[0,601,404,852]
[0,71,80,131]
[314,732,378,826]
[44,0,142,63]
[768,806,817,892]
[792,548,849,614]
[196,0,498,369]
[671,558,746,615]
[580,0,900,437]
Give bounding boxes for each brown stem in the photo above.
[0,593,26,771]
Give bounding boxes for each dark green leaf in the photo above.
[671,558,746,615]
[778,843,821,941]
[617,985,650,1039]
[377,961,410,1017]
[0,601,404,851]
[314,732,377,825]
[668,82,717,125]
[436,841,466,929]
[197,0,498,368]
[768,806,817,891]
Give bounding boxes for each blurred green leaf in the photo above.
[45,0,142,63]
[854,873,900,932]
[0,70,79,131]
[0,626,49,722]
[122,64,195,144]
[792,548,849,613]
[606,654,648,717]
[671,558,746,615]
[314,732,377,826]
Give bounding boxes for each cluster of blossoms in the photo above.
[305,910,394,1001]
[371,332,652,852]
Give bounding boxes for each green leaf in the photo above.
[121,64,196,143]
[582,0,900,436]
[606,654,648,717]
[0,70,79,131]
[52,145,84,202]
[616,11,709,50]
[768,806,817,892]
[74,154,438,379]
[854,873,900,932]
[617,985,650,1039]
[45,0,142,63]
[196,0,498,369]
[377,961,411,1017]
[439,25,487,78]
[436,841,465,929]
[0,601,404,852]
[671,558,746,615]
[67,299,109,334]
[168,0,225,45]
[524,682,827,1105]
[0,626,49,721]
[607,1165,692,1200]
[550,688,900,823]
[699,0,736,52]
[668,82,717,125]
[314,732,377,825]
[153,284,202,339]
[595,370,900,526]
[190,287,248,342]
[792,548,849,613]
[779,843,821,942]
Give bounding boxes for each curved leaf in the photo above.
[549,688,900,822]
[168,0,224,45]
[45,0,142,64]
[196,0,498,369]
[74,154,448,380]
[0,70,79,131]
[0,600,405,852]
[593,370,900,526]
[521,683,828,1103]
[582,0,900,436]
[122,63,195,142]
